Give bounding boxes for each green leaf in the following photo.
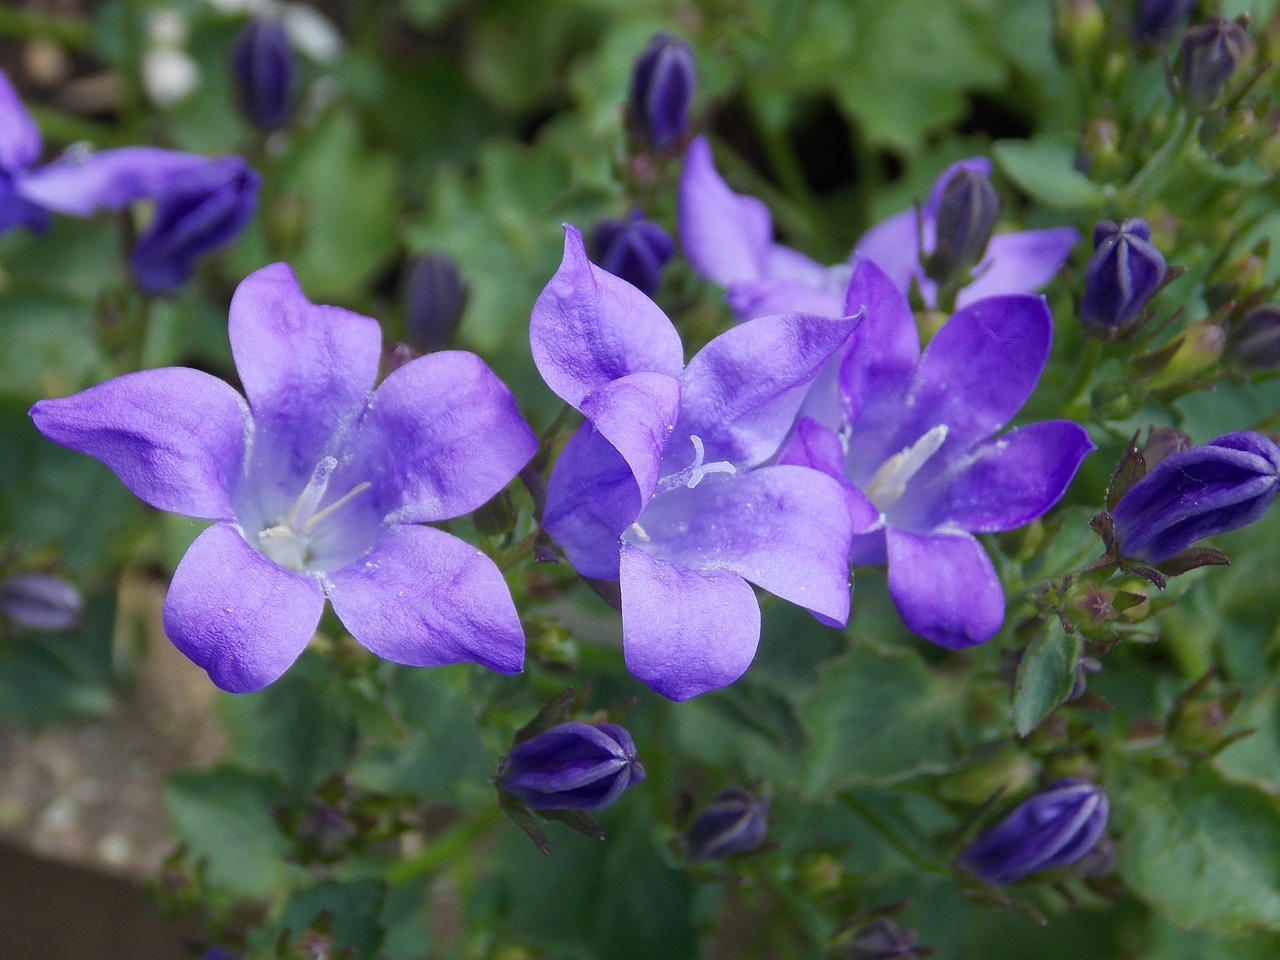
[165,766,290,900]
[994,137,1108,210]
[1012,623,1081,736]
[277,880,387,960]
[1117,763,1280,935]
[801,645,970,796]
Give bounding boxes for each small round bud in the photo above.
[629,34,696,151]
[230,18,294,132]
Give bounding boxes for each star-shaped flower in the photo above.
[531,226,858,700]
[31,263,537,691]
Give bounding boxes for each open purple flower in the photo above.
[532,226,858,700]
[679,138,1078,319]
[0,69,257,291]
[30,263,536,692]
[780,259,1094,648]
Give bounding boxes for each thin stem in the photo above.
[385,805,504,886]
[1062,337,1104,420]
[838,791,948,876]
[1121,110,1198,205]
[495,531,538,570]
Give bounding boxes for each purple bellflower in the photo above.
[0,69,257,292]
[30,263,537,692]
[498,721,645,811]
[531,226,859,700]
[1080,218,1166,333]
[679,138,1078,319]
[1112,431,1280,563]
[957,778,1109,885]
[780,259,1094,648]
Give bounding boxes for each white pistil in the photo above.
[865,424,948,511]
[656,435,737,495]
[258,456,371,571]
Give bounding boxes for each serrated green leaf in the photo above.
[277,880,387,960]
[994,137,1108,210]
[1012,623,1081,736]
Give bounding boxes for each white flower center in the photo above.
[865,424,948,511]
[257,456,372,571]
[655,435,737,495]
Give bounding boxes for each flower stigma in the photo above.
[655,435,737,494]
[257,455,372,571]
[865,424,949,511]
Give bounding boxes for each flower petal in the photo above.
[351,350,536,523]
[840,257,921,421]
[620,543,760,700]
[677,136,773,287]
[852,207,920,294]
[0,70,40,173]
[531,225,683,409]
[326,523,524,674]
[779,418,882,534]
[633,465,854,623]
[162,522,324,692]
[581,371,681,510]
[726,277,847,322]
[957,226,1079,307]
[886,527,1003,648]
[30,368,248,519]
[675,310,860,468]
[914,421,1095,533]
[542,423,640,580]
[17,147,212,214]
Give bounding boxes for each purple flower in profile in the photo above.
[30,263,536,692]
[679,138,1078,319]
[532,226,858,700]
[957,778,1109,885]
[1112,431,1280,563]
[499,721,645,811]
[0,69,257,291]
[781,259,1094,648]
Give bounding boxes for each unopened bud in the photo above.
[589,210,675,297]
[498,721,645,811]
[1179,16,1252,108]
[0,573,82,631]
[403,253,466,353]
[1133,0,1196,41]
[1147,321,1225,388]
[1081,218,1167,333]
[923,168,999,287]
[629,34,696,151]
[1055,0,1105,61]
[1228,304,1280,368]
[231,18,294,131]
[683,787,769,861]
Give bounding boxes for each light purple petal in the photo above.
[918,421,1094,533]
[885,528,1003,649]
[17,147,211,214]
[543,423,640,580]
[762,243,835,286]
[852,207,920,293]
[620,543,760,700]
[675,310,861,468]
[634,465,854,623]
[840,257,921,421]
[957,227,1079,307]
[677,136,774,287]
[228,263,381,519]
[30,368,248,519]
[163,522,324,692]
[580,371,681,510]
[779,418,882,535]
[0,71,40,173]
[531,225,683,409]
[725,277,846,322]
[350,350,536,523]
[910,294,1053,454]
[325,524,524,674]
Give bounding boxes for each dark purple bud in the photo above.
[1180,17,1251,108]
[1112,431,1280,563]
[498,721,645,811]
[0,573,82,631]
[1134,0,1196,40]
[130,156,259,292]
[1228,304,1280,368]
[630,33,696,151]
[403,253,467,353]
[684,787,769,861]
[839,918,926,960]
[231,18,294,132]
[1080,218,1167,332]
[923,168,999,287]
[590,210,675,297]
[957,778,1109,885]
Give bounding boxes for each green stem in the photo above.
[1062,337,1104,420]
[385,806,504,886]
[0,8,92,50]
[495,531,538,570]
[1121,110,1198,205]
[838,791,948,876]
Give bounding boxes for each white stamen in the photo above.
[287,456,337,529]
[656,435,738,494]
[865,424,948,511]
[257,456,371,571]
[629,521,651,542]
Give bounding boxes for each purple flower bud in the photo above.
[498,721,645,811]
[1080,218,1166,332]
[1134,0,1196,40]
[957,778,1109,885]
[589,210,675,297]
[1179,17,1251,108]
[0,573,82,631]
[403,253,467,352]
[839,918,926,960]
[1112,431,1280,563]
[684,787,769,861]
[629,33,695,151]
[1228,304,1280,369]
[923,167,999,288]
[231,18,294,132]
[130,155,259,292]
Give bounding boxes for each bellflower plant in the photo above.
[498,721,645,811]
[1112,431,1280,563]
[957,779,1110,885]
[531,226,858,700]
[30,263,537,692]
[678,138,1078,319]
[780,259,1094,648]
